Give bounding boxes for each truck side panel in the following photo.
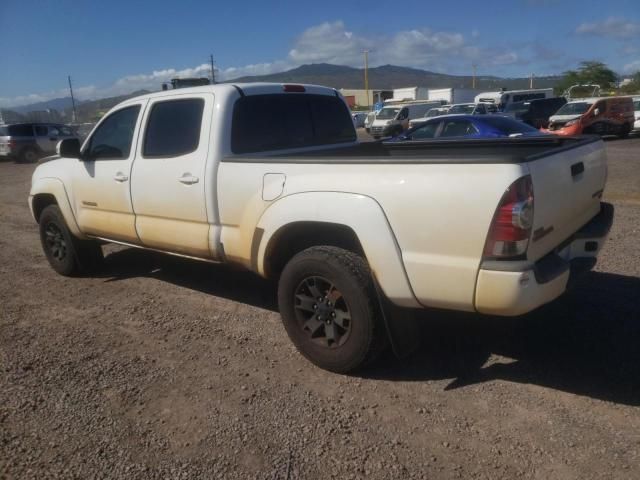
[217,161,526,311]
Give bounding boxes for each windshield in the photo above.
[448,104,476,114]
[555,102,592,116]
[376,107,400,120]
[425,108,445,118]
[504,102,530,114]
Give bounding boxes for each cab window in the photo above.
[440,120,478,137]
[410,122,440,139]
[34,126,48,136]
[143,99,204,157]
[85,106,141,160]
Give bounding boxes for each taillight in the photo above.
[7,140,17,148]
[483,175,534,259]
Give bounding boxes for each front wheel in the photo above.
[278,246,387,373]
[39,205,104,276]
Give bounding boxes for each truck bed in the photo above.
[224,135,599,164]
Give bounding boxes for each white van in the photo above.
[369,101,444,138]
[474,89,554,111]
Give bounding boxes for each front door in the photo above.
[71,102,146,243]
[130,93,213,258]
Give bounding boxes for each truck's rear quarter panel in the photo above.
[218,161,526,311]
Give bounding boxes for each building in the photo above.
[339,89,393,109]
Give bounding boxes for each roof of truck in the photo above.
[125,82,339,103]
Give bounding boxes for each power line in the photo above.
[209,54,216,84]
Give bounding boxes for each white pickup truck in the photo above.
[29,83,613,373]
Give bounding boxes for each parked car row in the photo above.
[356,93,638,141]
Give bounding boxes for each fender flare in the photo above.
[29,177,87,239]
[255,191,420,308]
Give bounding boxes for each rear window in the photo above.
[144,99,204,157]
[480,116,539,134]
[231,94,355,154]
[7,125,34,136]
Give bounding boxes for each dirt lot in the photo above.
[1,137,639,479]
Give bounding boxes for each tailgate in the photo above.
[526,137,607,261]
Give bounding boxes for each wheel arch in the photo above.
[254,191,420,308]
[30,178,86,239]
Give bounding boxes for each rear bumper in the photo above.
[475,202,614,316]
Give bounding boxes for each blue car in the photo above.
[386,114,548,142]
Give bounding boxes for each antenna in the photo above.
[68,75,77,123]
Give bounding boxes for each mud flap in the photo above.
[373,278,421,358]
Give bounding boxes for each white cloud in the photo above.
[0,20,528,109]
[623,59,640,73]
[576,17,640,38]
[289,21,370,65]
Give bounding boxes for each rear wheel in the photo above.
[278,246,387,373]
[39,205,103,276]
[19,147,39,163]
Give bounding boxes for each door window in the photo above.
[440,120,478,137]
[410,122,440,139]
[35,126,48,136]
[143,99,204,157]
[85,106,141,160]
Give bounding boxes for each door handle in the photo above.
[114,172,129,182]
[571,162,584,177]
[179,173,199,185]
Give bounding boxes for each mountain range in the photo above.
[4,64,563,121]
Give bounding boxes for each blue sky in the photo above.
[0,0,638,107]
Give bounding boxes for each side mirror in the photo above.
[593,108,600,116]
[57,138,81,159]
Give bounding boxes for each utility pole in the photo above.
[472,64,477,89]
[68,75,77,124]
[530,73,534,89]
[363,50,370,110]
[209,54,216,84]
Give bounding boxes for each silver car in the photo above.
[0,123,78,163]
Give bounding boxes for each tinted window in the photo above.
[143,99,204,157]
[556,102,592,115]
[87,106,140,160]
[480,116,539,134]
[0,127,6,136]
[440,120,478,137]
[35,125,48,136]
[7,125,34,136]
[410,122,439,139]
[232,94,356,154]
[49,125,74,136]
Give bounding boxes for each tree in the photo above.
[555,61,618,95]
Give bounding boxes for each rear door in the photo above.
[526,139,607,261]
[130,94,213,258]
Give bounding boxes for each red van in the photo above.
[542,96,634,137]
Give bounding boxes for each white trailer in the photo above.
[391,87,429,102]
[427,88,478,104]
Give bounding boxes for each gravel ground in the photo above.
[1,137,639,479]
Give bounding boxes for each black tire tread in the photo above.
[279,246,387,373]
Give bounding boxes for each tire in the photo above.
[39,205,104,276]
[19,147,39,163]
[278,246,387,373]
[618,124,631,139]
